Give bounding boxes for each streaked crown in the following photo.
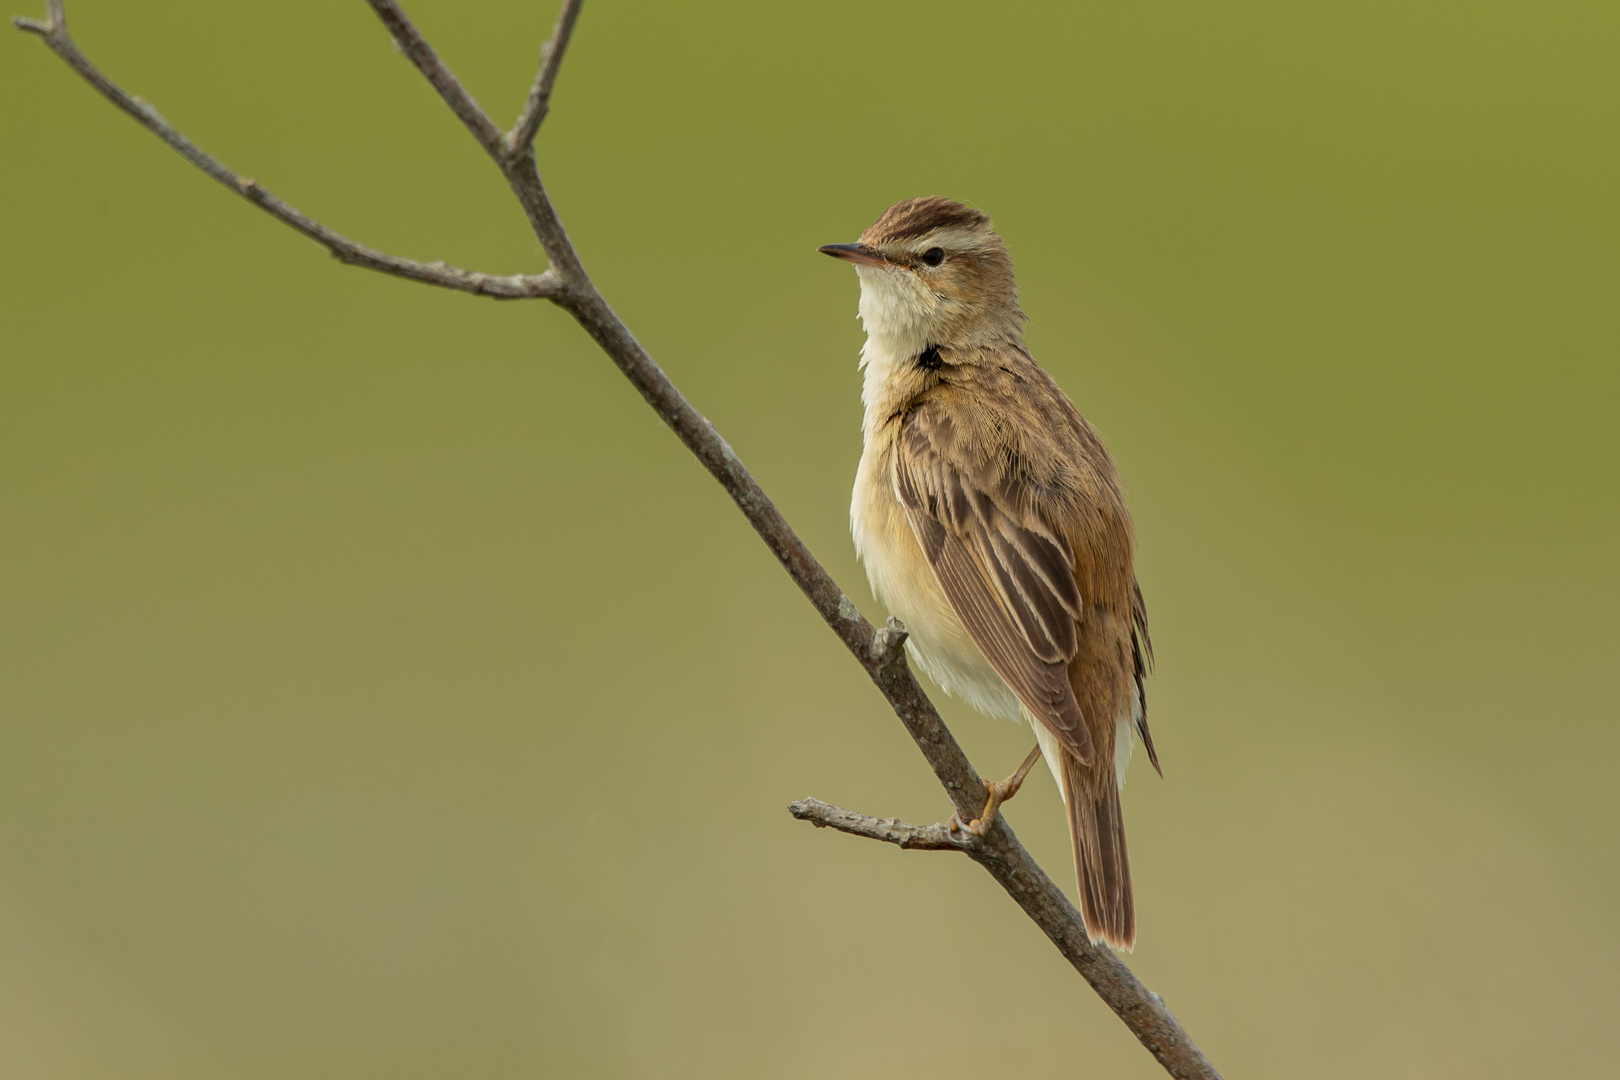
[843,196,1023,349]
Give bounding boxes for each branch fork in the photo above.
[13,5,1219,1077]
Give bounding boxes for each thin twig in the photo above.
[788,799,967,851]
[14,5,1222,1077]
[9,8,558,301]
[506,0,583,158]
[364,0,504,162]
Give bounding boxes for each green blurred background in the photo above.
[3,1,1617,1076]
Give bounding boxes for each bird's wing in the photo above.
[894,406,1095,764]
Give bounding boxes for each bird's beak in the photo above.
[818,242,889,268]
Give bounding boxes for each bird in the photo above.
[820,196,1159,950]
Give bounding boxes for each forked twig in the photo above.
[11,3,558,300]
[12,5,1220,1077]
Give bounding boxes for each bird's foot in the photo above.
[946,742,1044,838]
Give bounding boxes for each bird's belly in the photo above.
[851,445,1023,725]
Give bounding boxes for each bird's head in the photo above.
[820,196,1023,354]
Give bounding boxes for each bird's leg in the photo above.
[948,742,1044,838]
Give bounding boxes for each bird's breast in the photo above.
[851,427,1023,723]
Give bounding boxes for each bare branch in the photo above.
[792,778,1218,1078]
[788,799,968,851]
[10,8,557,300]
[506,0,583,158]
[788,788,1220,1077]
[959,826,1215,1079]
[364,0,505,163]
[15,4,1222,1077]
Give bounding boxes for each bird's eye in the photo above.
[921,247,945,267]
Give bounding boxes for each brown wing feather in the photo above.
[1131,580,1161,776]
[895,409,1094,764]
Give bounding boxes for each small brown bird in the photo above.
[821,197,1159,950]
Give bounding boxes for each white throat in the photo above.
[854,265,936,428]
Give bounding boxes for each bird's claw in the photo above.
[945,744,1045,840]
[945,782,1000,838]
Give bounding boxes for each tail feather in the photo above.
[1063,748,1135,950]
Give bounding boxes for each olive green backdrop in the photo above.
[2,1,1616,1077]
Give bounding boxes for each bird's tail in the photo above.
[1062,748,1135,951]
